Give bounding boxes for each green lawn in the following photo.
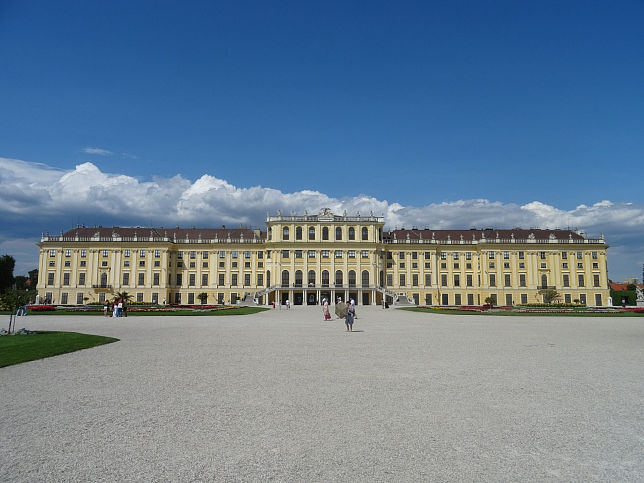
[402,307,644,317]
[2,307,269,316]
[0,331,119,368]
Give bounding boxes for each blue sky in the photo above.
[0,1,643,281]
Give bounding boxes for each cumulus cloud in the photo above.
[82,147,113,156]
[0,156,642,280]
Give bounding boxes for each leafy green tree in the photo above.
[538,288,561,304]
[0,254,16,293]
[484,296,495,307]
[197,292,208,304]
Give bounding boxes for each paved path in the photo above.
[1,307,643,481]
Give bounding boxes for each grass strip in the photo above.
[1,307,269,316]
[0,331,119,368]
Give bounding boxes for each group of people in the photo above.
[322,297,357,331]
[103,299,126,317]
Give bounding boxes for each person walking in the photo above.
[322,298,331,320]
[350,298,357,319]
[345,301,355,331]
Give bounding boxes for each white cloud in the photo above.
[0,156,642,281]
[82,147,113,156]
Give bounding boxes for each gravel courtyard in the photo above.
[1,306,642,482]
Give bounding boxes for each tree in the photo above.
[538,288,561,304]
[197,292,208,305]
[112,291,134,317]
[0,254,16,293]
[1,288,34,334]
[14,276,29,290]
[484,296,495,307]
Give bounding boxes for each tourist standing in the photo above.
[322,299,331,320]
[345,301,354,331]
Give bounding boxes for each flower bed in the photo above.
[27,305,56,311]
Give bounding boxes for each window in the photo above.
[309,227,315,240]
[465,252,471,260]
[243,251,250,259]
[295,250,303,258]
[63,273,70,285]
[562,262,568,269]
[503,262,510,269]
[425,263,431,269]
[441,274,447,286]
[124,249,130,257]
[563,274,570,287]
[595,294,602,306]
[453,263,459,269]
[231,274,238,286]
[519,274,526,287]
[335,250,342,258]
[399,274,406,286]
[322,227,329,240]
[322,250,329,258]
[218,274,224,286]
[154,261,160,267]
[348,270,356,287]
[425,252,431,259]
[81,249,87,258]
[138,273,145,285]
[61,293,68,304]
[49,249,56,257]
[203,262,208,268]
[219,251,225,258]
[258,251,263,259]
[153,273,160,286]
[386,274,393,286]
[232,251,238,259]
[218,262,224,268]
[467,274,473,287]
[244,262,251,268]
[579,294,587,305]
[296,227,302,240]
[78,273,86,285]
[504,274,511,287]
[577,263,583,269]
[336,227,342,240]
[411,274,419,286]
[592,251,598,260]
[64,261,70,267]
[489,274,496,287]
[578,274,585,287]
[244,273,251,286]
[308,250,315,258]
[362,227,368,240]
[540,263,546,269]
[139,261,145,267]
[335,270,343,286]
[349,227,355,240]
[322,270,330,287]
[282,250,289,259]
[177,274,183,286]
[593,274,600,287]
[488,251,495,259]
[140,249,146,257]
[562,251,567,259]
[202,273,208,286]
[283,227,289,240]
[454,294,462,306]
[518,251,524,259]
[103,250,108,257]
[577,251,583,260]
[503,251,509,260]
[454,274,460,286]
[489,262,495,268]
[203,251,209,259]
[361,250,369,258]
[123,272,130,285]
[257,273,264,286]
[441,263,447,269]
[348,250,356,258]
[155,250,161,257]
[400,263,405,269]
[453,252,459,260]
[308,270,316,286]
[425,274,432,286]
[593,262,598,269]
[65,249,71,257]
[362,270,369,287]
[441,252,447,260]
[387,252,393,259]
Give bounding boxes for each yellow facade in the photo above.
[37,209,610,307]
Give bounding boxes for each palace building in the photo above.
[36,209,610,307]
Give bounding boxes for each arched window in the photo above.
[296,227,302,240]
[362,227,368,240]
[100,272,108,287]
[335,227,342,240]
[308,227,315,240]
[348,227,355,240]
[362,270,369,287]
[541,274,548,288]
[335,270,343,286]
[322,227,329,240]
[283,227,289,240]
[295,270,303,287]
[321,270,329,287]
[281,270,289,287]
[348,270,356,287]
[308,270,316,286]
